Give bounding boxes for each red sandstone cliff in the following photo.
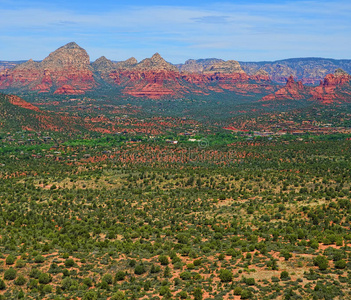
[0,42,95,94]
[310,69,351,104]
[2,43,350,102]
[6,94,41,112]
[105,55,272,98]
[261,69,351,103]
[261,75,308,101]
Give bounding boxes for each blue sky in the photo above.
[0,0,350,63]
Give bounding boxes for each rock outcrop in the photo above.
[251,69,270,81]
[91,56,118,74]
[0,61,24,72]
[311,69,351,103]
[261,70,351,103]
[177,58,224,73]
[203,60,245,74]
[261,75,307,101]
[106,53,184,98]
[3,43,350,102]
[6,94,41,112]
[0,42,95,94]
[108,55,272,98]
[135,53,178,72]
[240,58,351,84]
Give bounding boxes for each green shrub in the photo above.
[219,269,233,282]
[38,273,51,284]
[233,286,242,295]
[144,280,151,291]
[280,250,292,261]
[34,255,45,263]
[114,271,125,281]
[29,268,41,279]
[110,291,126,300]
[134,264,146,275]
[64,258,75,268]
[178,290,188,299]
[187,263,195,269]
[102,274,113,284]
[335,260,347,269]
[15,259,26,268]
[309,240,319,249]
[313,255,329,271]
[194,259,202,266]
[245,277,255,285]
[159,285,171,296]
[83,277,93,287]
[4,268,16,280]
[280,271,289,280]
[0,279,6,290]
[83,290,98,300]
[180,271,192,280]
[28,279,38,290]
[159,255,169,265]
[43,285,53,293]
[14,275,26,286]
[150,264,161,273]
[5,255,16,265]
[241,289,253,299]
[193,287,203,300]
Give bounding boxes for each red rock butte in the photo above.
[0,42,350,102]
[0,42,95,94]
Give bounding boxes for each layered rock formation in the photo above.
[262,76,307,101]
[0,61,23,72]
[0,42,95,94]
[92,53,272,98]
[239,58,351,84]
[1,43,350,102]
[261,69,351,103]
[0,44,274,98]
[202,60,245,74]
[311,69,351,104]
[251,70,270,81]
[177,58,224,73]
[6,94,41,112]
[106,53,185,98]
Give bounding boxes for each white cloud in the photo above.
[0,1,350,61]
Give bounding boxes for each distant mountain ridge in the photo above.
[261,69,351,104]
[0,61,27,71]
[0,42,95,94]
[0,42,350,102]
[239,58,351,84]
[2,54,351,85]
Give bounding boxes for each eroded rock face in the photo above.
[54,84,85,95]
[110,69,184,99]
[262,75,307,101]
[0,42,95,94]
[311,69,351,103]
[6,95,41,112]
[0,61,22,72]
[240,59,351,84]
[0,45,274,98]
[106,54,274,98]
[177,58,224,73]
[91,56,117,74]
[135,53,178,72]
[250,70,270,81]
[261,69,351,103]
[203,60,245,74]
[6,44,350,101]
